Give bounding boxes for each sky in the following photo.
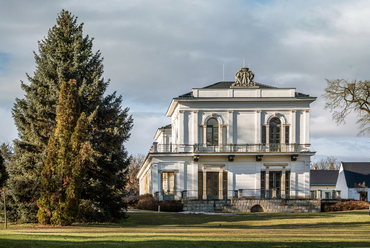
[0,0,370,163]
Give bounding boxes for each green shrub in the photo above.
[137,194,158,211]
[129,194,183,212]
[159,201,183,212]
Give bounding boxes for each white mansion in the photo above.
[137,68,316,201]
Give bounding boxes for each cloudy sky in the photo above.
[1,0,370,163]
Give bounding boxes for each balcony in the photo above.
[151,143,313,154]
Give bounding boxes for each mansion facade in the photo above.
[137,68,316,201]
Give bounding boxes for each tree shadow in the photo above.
[1,238,370,248]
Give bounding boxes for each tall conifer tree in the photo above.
[10,10,133,222]
[38,80,90,226]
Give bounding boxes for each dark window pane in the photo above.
[269,117,281,144]
[262,126,266,144]
[206,118,219,145]
[285,126,289,144]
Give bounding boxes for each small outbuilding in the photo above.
[336,162,370,201]
[310,169,339,199]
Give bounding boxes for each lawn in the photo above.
[0,211,370,247]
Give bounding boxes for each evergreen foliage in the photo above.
[38,80,90,226]
[10,10,133,223]
[0,151,8,187]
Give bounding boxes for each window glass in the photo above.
[262,126,266,144]
[162,172,175,193]
[269,117,281,144]
[206,118,219,145]
[285,126,289,144]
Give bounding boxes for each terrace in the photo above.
[150,143,313,154]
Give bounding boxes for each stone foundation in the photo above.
[182,199,321,213]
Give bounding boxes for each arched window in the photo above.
[206,118,219,145]
[269,117,281,144]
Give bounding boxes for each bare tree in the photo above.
[323,79,370,136]
[311,156,340,170]
[126,154,145,195]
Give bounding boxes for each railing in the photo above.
[153,143,312,153]
[154,189,322,201]
[310,190,341,200]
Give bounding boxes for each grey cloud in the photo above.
[1,0,370,160]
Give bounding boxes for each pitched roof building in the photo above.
[310,170,339,199]
[336,162,370,201]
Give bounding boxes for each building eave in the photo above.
[166,99,178,117]
[144,151,316,157]
[173,96,317,102]
[166,97,316,116]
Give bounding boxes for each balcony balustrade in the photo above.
[151,143,312,153]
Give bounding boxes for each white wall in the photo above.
[335,164,348,199]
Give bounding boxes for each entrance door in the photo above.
[206,172,219,200]
[162,172,175,201]
[269,171,281,198]
[360,192,368,201]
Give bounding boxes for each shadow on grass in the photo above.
[122,211,368,229]
[1,239,370,248]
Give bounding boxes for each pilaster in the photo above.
[281,166,286,198]
[228,110,234,144]
[256,110,261,143]
[178,111,184,145]
[193,111,199,145]
[305,109,310,144]
[291,110,296,144]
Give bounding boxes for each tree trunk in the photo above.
[3,184,6,229]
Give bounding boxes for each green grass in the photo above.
[1,211,370,247]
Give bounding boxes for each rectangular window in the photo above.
[310,191,316,199]
[223,171,228,197]
[198,171,203,199]
[285,171,290,198]
[285,126,290,144]
[162,172,175,194]
[262,126,266,144]
[325,192,330,199]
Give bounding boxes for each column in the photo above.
[281,125,285,149]
[158,171,162,197]
[219,170,223,199]
[178,162,185,194]
[152,164,159,195]
[203,170,207,200]
[265,166,270,197]
[192,162,198,198]
[266,124,269,152]
[219,124,223,151]
[291,110,296,144]
[203,125,207,147]
[193,111,199,145]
